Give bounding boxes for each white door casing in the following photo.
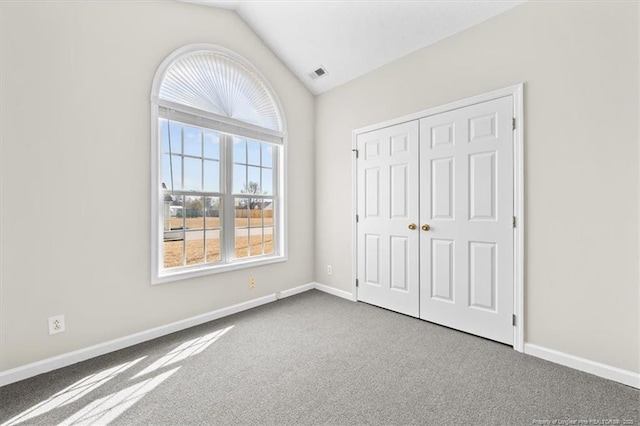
[356,121,420,317]
[419,96,514,345]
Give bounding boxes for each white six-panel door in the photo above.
[356,121,420,317]
[419,96,514,345]
[356,96,515,344]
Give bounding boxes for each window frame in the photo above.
[150,44,287,284]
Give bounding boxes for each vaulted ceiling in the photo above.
[186,1,525,94]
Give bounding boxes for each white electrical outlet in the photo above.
[48,315,65,335]
[327,265,333,275]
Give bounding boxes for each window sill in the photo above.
[151,255,287,285]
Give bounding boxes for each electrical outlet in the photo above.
[48,315,65,335]
[327,265,333,275]
[249,278,255,289]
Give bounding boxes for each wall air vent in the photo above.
[308,66,328,80]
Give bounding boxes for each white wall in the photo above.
[315,1,639,373]
[0,1,315,371]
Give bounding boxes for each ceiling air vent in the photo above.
[308,66,328,81]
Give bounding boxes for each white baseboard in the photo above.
[524,343,639,389]
[313,282,354,301]
[0,282,316,387]
[280,282,315,298]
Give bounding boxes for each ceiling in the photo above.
[187,1,525,95]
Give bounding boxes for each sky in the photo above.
[160,119,274,195]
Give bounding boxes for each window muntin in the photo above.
[232,137,276,259]
[160,118,279,273]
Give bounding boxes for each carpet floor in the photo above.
[0,290,638,425]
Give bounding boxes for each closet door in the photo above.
[356,121,420,317]
[419,97,514,344]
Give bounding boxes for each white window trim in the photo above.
[150,44,288,285]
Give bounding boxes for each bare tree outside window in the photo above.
[241,181,266,210]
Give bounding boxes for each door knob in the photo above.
[408,223,417,230]
[421,224,431,231]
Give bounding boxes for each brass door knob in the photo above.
[421,224,431,231]
[408,223,417,230]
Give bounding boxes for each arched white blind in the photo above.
[158,51,283,133]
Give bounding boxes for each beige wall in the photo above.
[0,1,315,371]
[315,1,639,373]
[1,0,638,377]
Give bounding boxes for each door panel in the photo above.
[364,234,380,285]
[431,239,454,302]
[419,96,514,345]
[431,158,454,220]
[469,151,497,220]
[390,236,409,290]
[357,121,419,317]
[469,241,497,311]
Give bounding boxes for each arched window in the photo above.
[150,45,286,284]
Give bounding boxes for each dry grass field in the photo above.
[164,235,274,268]
[164,234,274,268]
[164,210,274,268]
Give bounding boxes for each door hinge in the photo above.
[512,216,516,228]
[512,118,516,131]
[356,214,359,223]
[352,148,359,158]
[355,279,359,288]
[512,314,517,326]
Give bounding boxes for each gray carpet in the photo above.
[1,290,638,425]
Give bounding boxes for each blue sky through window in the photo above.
[160,120,273,195]
[183,126,201,157]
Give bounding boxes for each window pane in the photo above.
[167,194,184,227]
[233,138,246,164]
[242,202,274,257]
[184,195,205,265]
[164,240,184,268]
[262,168,273,195]
[183,125,202,157]
[264,202,274,226]
[247,167,261,194]
[162,154,182,191]
[160,119,169,153]
[184,196,204,230]
[203,160,220,193]
[185,231,204,265]
[235,198,248,228]
[204,197,221,229]
[235,228,249,259]
[163,195,180,232]
[167,121,182,154]
[183,157,202,191]
[233,164,247,194]
[205,230,221,263]
[248,227,262,256]
[262,144,273,168]
[247,140,261,166]
[163,193,185,268]
[263,227,275,255]
[204,131,219,160]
